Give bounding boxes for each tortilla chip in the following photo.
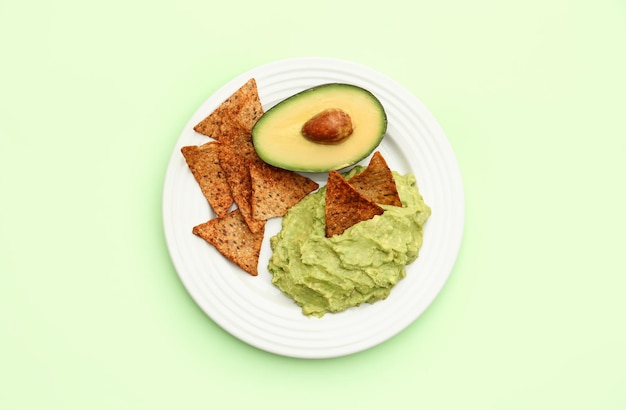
[218,146,265,233]
[219,127,261,164]
[192,209,265,276]
[193,78,264,140]
[325,170,384,237]
[229,81,264,133]
[250,162,319,220]
[347,151,402,207]
[181,142,233,217]
[213,111,267,231]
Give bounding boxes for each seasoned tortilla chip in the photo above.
[192,209,265,276]
[218,147,265,233]
[181,142,233,217]
[250,162,319,220]
[347,151,402,207]
[214,113,266,231]
[193,78,264,140]
[219,127,261,164]
[229,81,264,133]
[325,170,384,237]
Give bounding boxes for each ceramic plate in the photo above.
[162,57,464,359]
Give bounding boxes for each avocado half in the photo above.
[252,83,387,172]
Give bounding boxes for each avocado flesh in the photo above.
[252,83,387,172]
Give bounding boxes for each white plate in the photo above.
[162,57,465,359]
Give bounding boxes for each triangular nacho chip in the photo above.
[250,162,319,220]
[219,126,261,164]
[347,151,402,207]
[218,146,265,233]
[229,81,264,133]
[181,142,233,217]
[325,170,384,237]
[193,78,264,140]
[192,209,265,276]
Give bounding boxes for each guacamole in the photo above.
[268,167,431,317]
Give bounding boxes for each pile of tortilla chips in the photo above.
[324,151,402,237]
[182,79,319,276]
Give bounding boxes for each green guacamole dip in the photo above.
[268,166,431,317]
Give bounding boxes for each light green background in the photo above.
[1,0,625,408]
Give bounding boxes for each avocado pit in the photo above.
[301,108,353,144]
